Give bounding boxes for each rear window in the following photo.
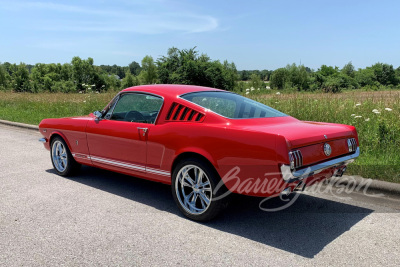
[181,91,287,119]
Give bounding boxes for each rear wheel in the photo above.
[172,158,229,221]
[50,137,81,176]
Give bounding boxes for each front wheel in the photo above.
[50,137,81,176]
[171,158,229,221]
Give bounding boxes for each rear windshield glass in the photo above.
[181,91,288,119]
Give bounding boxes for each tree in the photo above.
[0,63,10,90]
[140,55,158,84]
[71,57,105,92]
[122,70,139,88]
[355,68,375,87]
[156,47,238,90]
[342,62,355,78]
[371,63,396,85]
[270,68,288,90]
[128,61,142,76]
[12,63,30,92]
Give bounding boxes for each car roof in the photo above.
[121,84,224,98]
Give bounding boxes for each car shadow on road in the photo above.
[47,166,373,259]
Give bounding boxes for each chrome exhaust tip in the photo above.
[335,166,347,177]
[294,181,305,192]
[280,187,292,197]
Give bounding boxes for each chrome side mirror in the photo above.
[93,111,102,120]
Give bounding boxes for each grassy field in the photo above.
[0,90,399,183]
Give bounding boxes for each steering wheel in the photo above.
[124,111,146,122]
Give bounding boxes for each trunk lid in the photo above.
[230,117,355,148]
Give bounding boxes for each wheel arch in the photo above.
[171,151,220,179]
[49,131,73,152]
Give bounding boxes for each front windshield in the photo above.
[181,91,288,119]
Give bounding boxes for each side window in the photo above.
[109,93,163,124]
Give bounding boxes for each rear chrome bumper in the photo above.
[280,147,360,183]
[38,138,47,143]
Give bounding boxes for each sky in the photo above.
[0,0,399,70]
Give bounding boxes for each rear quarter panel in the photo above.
[148,121,285,196]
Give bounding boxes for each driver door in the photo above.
[86,93,163,175]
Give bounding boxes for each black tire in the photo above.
[171,158,230,221]
[50,136,81,176]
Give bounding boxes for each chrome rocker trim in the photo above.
[280,147,360,183]
[39,138,47,143]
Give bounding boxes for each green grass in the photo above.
[0,91,116,125]
[0,90,399,183]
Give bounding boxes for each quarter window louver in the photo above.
[165,102,205,122]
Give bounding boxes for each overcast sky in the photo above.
[0,0,399,70]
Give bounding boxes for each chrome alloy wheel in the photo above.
[51,140,68,173]
[175,165,213,215]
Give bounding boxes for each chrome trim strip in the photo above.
[73,153,171,177]
[90,155,146,172]
[39,138,47,143]
[281,147,360,182]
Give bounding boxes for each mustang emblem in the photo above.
[324,143,332,156]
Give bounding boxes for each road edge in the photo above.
[1,119,399,198]
[0,119,39,131]
[331,175,400,198]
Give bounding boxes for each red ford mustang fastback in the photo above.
[39,84,359,220]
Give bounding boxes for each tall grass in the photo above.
[0,91,117,125]
[0,90,399,182]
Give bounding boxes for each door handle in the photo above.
[137,127,148,136]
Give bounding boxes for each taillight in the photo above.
[289,150,303,170]
[347,138,357,152]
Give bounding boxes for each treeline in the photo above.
[1,47,400,93]
[0,47,237,93]
[269,62,400,93]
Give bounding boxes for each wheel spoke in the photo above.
[199,192,210,206]
[183,173,195,186]
[199,181,210,188]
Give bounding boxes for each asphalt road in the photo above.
[1,124,399,266]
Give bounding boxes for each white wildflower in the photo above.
[355,103,361,106]
[245,92,249,95]
[91,84,95,87]
[372,109,379,113]
[351,114,356,117]
[385,108,392,111]
[276,92,281,95]
[246,88,250,91]
[354,115,362,118]
[365,118,370,122]
[275,102,279,104]
[83,100,86,103]
[266,86,271,89]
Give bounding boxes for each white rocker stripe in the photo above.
[73,153,170,177]
[146,167,170,177]
[90,155,146,172]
